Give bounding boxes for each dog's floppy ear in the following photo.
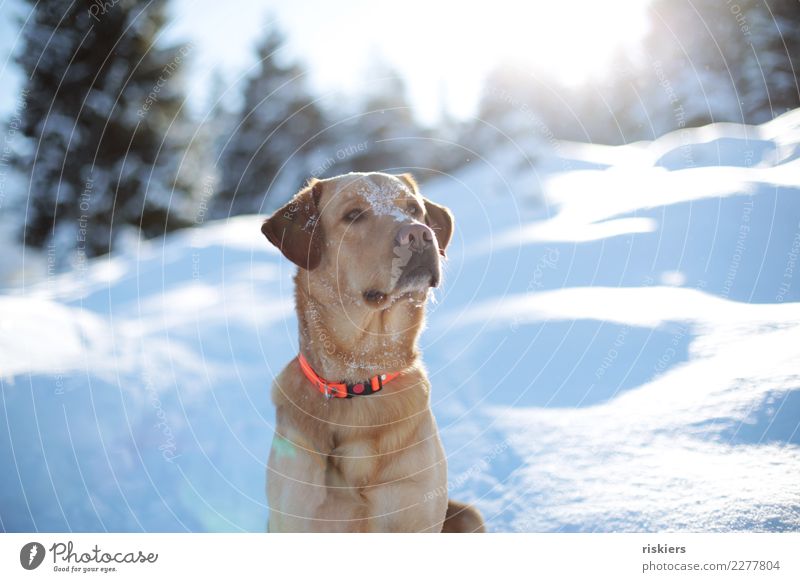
[261,180,324,270]
[397,173,454,257]
[423,198,454,257]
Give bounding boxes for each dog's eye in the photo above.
[407,204,421,217]
[343,208,365,223]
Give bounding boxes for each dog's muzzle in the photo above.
[392,222,441,291]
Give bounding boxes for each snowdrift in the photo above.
[2,111,799,532]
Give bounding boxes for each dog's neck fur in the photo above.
[295,272,426,383]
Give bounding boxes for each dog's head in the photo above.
[262,172,453,308]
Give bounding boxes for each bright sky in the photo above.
[0,0,653,124]
[165,0,653,124]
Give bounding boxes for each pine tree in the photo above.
[618,0,800,138]
[213,25,326,217]
[14,0,196,261]
[340,59,431,174]
[471,63,579,149]
[742,0,800,121]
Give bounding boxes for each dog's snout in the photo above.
[395,223,434,248]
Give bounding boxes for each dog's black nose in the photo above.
[395,223,434,248]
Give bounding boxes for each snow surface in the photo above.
[2,111,800,532]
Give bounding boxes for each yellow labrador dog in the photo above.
[262,172,485,532]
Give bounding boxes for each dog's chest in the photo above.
[268,411,447,531]
[329,438,378,487]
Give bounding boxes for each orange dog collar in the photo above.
[297,353,400,399]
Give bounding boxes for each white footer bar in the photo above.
[2,533,798,581]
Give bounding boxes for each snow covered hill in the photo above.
[2,110,800,532]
